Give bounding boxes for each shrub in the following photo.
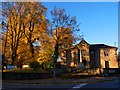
[43,60,54,69]
[29,61,40,70]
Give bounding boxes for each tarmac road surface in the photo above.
[2,79,120,90]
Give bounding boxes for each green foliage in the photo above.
[43,60,54,69]
[29,61,40,70]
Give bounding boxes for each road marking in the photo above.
[72,83,87,89]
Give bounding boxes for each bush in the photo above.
[43,61,54,69]
[29,61,40,70]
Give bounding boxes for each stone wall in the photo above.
[100,48,118,68]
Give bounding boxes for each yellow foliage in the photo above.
[2,2,51,65]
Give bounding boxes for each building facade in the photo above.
[60,39,90,68]
[60,39,118,69]
[90,44,118,68]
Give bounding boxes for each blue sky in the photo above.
[42,2,118,47]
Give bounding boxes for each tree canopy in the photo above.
[2,3,81,68]
[49,7,81,65]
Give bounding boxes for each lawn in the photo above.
[3,68,51,73]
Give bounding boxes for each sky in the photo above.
[42,2,118,49]
[0,1,119,51]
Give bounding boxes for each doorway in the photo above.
[105,61,109,68]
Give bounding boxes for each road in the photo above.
[2,78,120,90]
[82,79,120,88]
[2,83,75,90]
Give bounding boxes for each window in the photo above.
[81,50,86,57]
[104,50,109,56]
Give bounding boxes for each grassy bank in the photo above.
[3,68,50,73]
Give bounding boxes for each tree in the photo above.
[48,7,81,80]
[22,2,48,58]
[49,7,80,66]
[53,27,74,50]
[2,2,25,65]
[38,39,54,69]
[2,2,49,66]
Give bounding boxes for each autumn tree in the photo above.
[2,2,25,65]
[38,38,54,69]
[49,7,80,66]
[16,2,49,66]
[22,2,48,59]
[53,27,74,50]
[2,2,50,66]
[20,2,54,67]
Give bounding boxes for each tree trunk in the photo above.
[11,54,16,65]
[30,42,34,57]
[53,43,59,65]
[53,42,59,80]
